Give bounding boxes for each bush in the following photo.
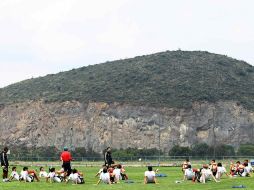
[191,143,212,157]
[112,148,161,158]
[168,145,191,156]
[168,143,236,157]
[237,144,254,156]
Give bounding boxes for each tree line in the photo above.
[1,143,254,161]
[168,143,254,157]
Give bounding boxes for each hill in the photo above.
[0,50,254,110]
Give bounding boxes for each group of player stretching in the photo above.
[182,158,253,183]
[3,146,253,185]
[1,146,130,185]
[7,165,84,184]
[2,147,84,184]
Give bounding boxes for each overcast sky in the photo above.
[0,0,254,88]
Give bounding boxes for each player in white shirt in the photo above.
[144,166,158,184]
[9,167,20,181]
[72,173,81,184]
[68,172,74,181]
[66,169,84,184]
[244,160,252,168]
[182,159,191,173]
[183,165,194,180]
[57,168,65,178]
[216,163,229,181]
[47,168,61,183]
[113,164,122,183]
[39,167,48,178]
[20,167,33,182]
[241,162,252,177]
[97,168,111,185]
[200,165,218,183]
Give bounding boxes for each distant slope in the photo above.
[0,50,254,110]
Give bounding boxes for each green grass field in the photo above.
[0,165,253,190]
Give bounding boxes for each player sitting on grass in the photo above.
[8,167,20,181]
[144,166,158,184]
[215,163,229,181]
[107,165,116,183]
[46,168,62,183]
[20,167,34,182]
[229,161,238,176]
[27,168,40,182]
[120,165,129,180]
[241,162,252,177]
[113,164,122,183]
[244,160,251,167]
[67,168,84,184]
[39,167,48,178]
[192,167,202,182]
[183,165,194,181]
[56,168,66,179]
[182,159,191,173]
[235,161,245,176]
[210,159,218,177]
[95,164,128,182]
[97,167,111,185]
[200,164,218,183]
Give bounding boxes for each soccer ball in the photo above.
[138,158,142,162]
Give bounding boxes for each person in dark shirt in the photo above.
[1,147,9,182]
[104,147,113,167]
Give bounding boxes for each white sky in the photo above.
[0,0,254,88]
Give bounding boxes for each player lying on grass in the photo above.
[144,166,158,184]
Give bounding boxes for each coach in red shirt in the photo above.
[60,147,72,176]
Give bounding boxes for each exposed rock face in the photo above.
[0,100,254,153]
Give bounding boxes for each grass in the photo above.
[0,165,254,190]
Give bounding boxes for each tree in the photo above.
[238,144,254,156]
[215,144,235,157]
[191,143,212,157]
[169,145,191,156]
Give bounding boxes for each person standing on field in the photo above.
[60,147,73,176]
[1,147,9,182]
[104,147,113,167]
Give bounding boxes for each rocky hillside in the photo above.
[0,51,254,153]
[0,100,253,154]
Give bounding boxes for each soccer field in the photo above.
[0,166,253,190]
